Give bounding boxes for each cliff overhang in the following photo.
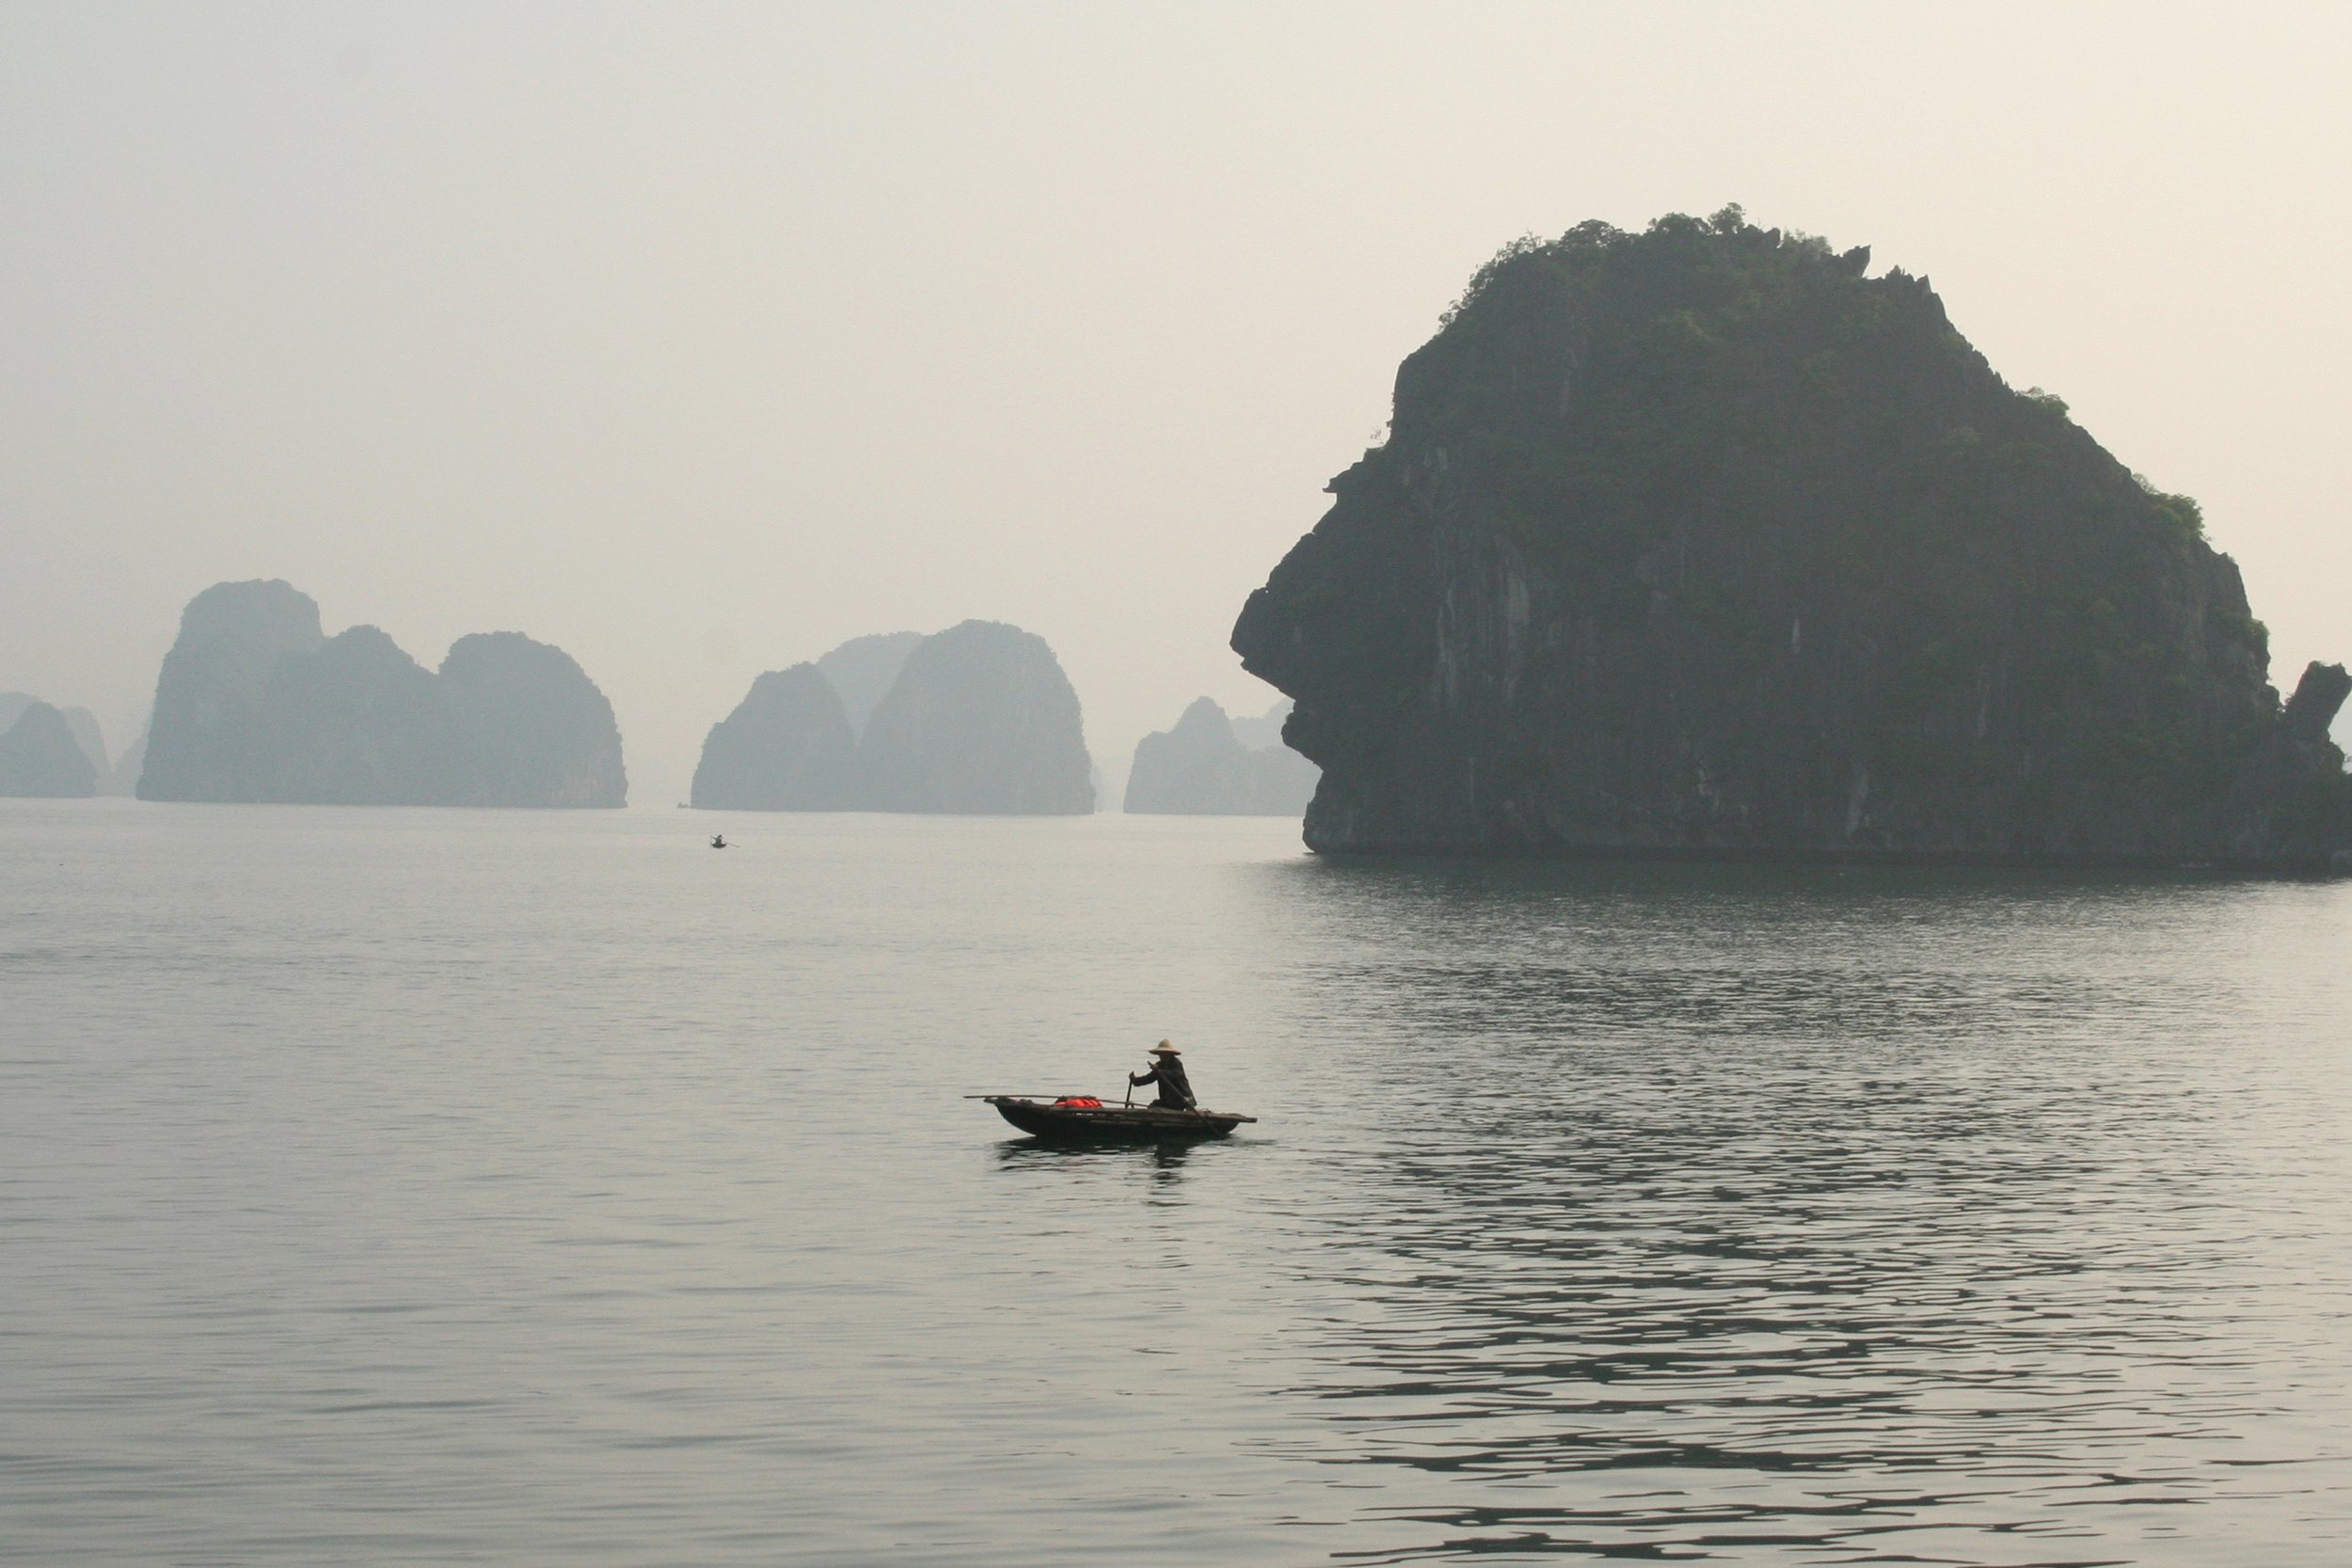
[1233,210,2352,875]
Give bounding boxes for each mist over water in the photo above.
[4,802,2348,1564]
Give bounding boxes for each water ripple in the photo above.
[2,805,2347,1565]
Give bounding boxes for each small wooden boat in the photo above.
[981,1095,1255,1142]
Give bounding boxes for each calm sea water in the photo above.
[3,800,2349,1566]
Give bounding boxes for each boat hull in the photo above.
[984,1097,1253,1142]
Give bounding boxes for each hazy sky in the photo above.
[6,3,2348,803]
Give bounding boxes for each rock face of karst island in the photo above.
[857,621,1094,814]
[693,621,1094,815]
[0,694,108,784]
[30,700,148,794]
[1232,209,2352,871]
[0,701,99,798]
[103,729,146,795]
[1124,697,1319,816]
[815,632,925,736]
[690,663,858,810]
[138,579,627,806]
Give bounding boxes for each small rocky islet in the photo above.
[1123,697,1318,816]
[1233,208,2352,872]
[136,580,627,807]
[0,700,100,798]
[0,692,144,796]
[691,663,860,811]
[692,620,1094,815]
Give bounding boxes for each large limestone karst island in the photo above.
[1233,209,2352,871]
[692,620,1093,814]
[139,579,627,806]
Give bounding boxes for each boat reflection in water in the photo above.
[993,1137,1204,1180]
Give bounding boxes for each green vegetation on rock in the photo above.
[1233,209,2351,869]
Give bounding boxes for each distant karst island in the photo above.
[692,620,1094,815]
[0,692,120,790]
[0,699,99,798]
[1124,697,1319,816]
[1233,208,2352,872]
[137,580,628,807]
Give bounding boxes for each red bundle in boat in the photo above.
[1053,1096,1104,1108]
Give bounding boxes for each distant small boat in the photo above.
[980,1095,1255,1142]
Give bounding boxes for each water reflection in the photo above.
[993,1137,1201,1171]
[9,807,2343,1568]
[992,1136,1211,1199]
[1239,856,2339,1562]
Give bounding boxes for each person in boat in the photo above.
[1128,1040,1197,1110]
[710,833,728,848]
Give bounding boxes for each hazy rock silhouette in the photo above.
[815,632,924,736]
[138,580,326,801]
[104,727,147,796]
[139,579,626,806]
[691,621,1094,814]
[691,663,857,810]
[858,621,1093,814]
[2,699,108,779]
[4,695,116,789]
[1234,210,2352,870]
[61,708,106,779]
[440,633,628,806]
[1124,697,1319,815]
[250,625,453,803]
[1227,698,1294,752]
[0,702,98,797]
